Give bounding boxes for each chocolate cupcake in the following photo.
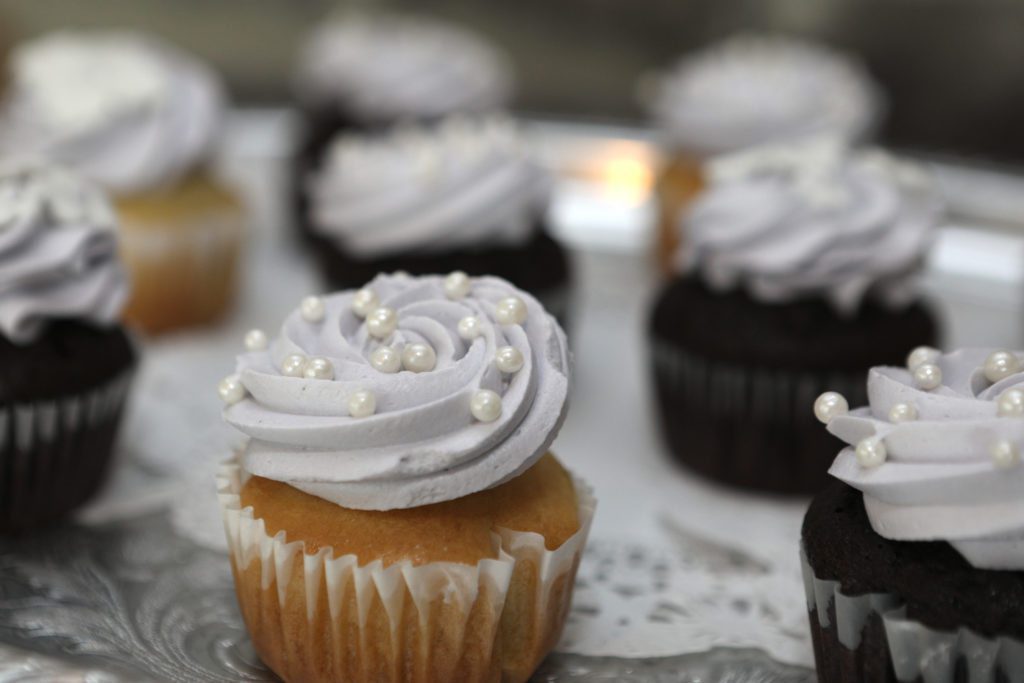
[215,273,593,682]
[0,31,245,334]
[649,139,942,494]
[0,163,136,532]
[300,115,571,322]
[803,349,1024,682]
[643,35,883,274]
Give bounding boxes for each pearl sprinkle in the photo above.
[813,392,848,424]
[984,351,1021,384]
[458,316,483,340]
[471,389,502,422]
[351,288,379,318]
[855,438,887,468]
[443,271,471,299]
[907,346,940,371]
[218,375,246,405]
[300,296,326,323]
[348,390,376,418]
[495,346,524,374]
[991,440,1020,469]
[402,343,437,373]
[371,346,401,373]
[495,296,527,325]
[997,389,1024,418]
[913,363,942,391]
[304,357,334,380]
[888,403,918,423]
[366,307,397,338]
[244,329,268,352]
[281,354,308,377]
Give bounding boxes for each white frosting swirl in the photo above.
[295,13,512,122]
[647,35,882,157]
[0,163,128,344]
[827,349,1024,570]
[224,273,570,511]
[308,116,551,258]
[680,138,942,313]
[0,31,225,194]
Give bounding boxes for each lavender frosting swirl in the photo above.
[308,116,550,258]
[0,163,128,344]
[223,273,570,511]
[827,349,1024,570]
[295,14,512,122]
[0,31,225,194]
[680,138,942,314]
[647,35,881,157]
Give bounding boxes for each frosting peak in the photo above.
[821,348,1024,570]
[0,163,129,344]
[0,31,225,193]
[681,137,942,313]
[308,115,551,258]
[222,273,571,511]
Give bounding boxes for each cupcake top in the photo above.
[679,137,942,314]
[219,272,571,511]
[0,31,225,194]
[295,13,512,123]
[647,35,881,157]
[0,162,128,344]
[308,115,550,259]
[816,347,1024,570]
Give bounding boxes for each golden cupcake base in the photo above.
[654,155,705,276]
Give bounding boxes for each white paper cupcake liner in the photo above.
[801,546,1024,682]
[216,456,595,683]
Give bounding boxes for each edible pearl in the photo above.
[997,389,1024,418]
[347,390,376,418]
[402,342,437,373]
[300,296,326,323]
[351,288,379,318]
[907,346,940,371]
[813,392,848,424]
[458,316,483,340]
[443,271,471,299]
[495,296,527,326]
[495,346,524,374]
[244,329,268,352]
[984,351,1021,384]
[217,374,246,405]
[281,354,308,377]
[366,307,397,338]
[304,357,334,380]
[888,403,918,423]
[855,438,887,468]
[913,363,943,391]
[370,346,401,373]
[470,389,502,422]
[992,440,1021,468]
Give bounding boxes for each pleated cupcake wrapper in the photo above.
[0,370,134,530]
[216,457,595,683]
[801,547,1024,683]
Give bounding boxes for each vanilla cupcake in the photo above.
[649,138,942,494]
[0,31,244,333]
[0,163,135,531]
[216,273,593,682]
[644,35,883,274]
[301,116,571,322]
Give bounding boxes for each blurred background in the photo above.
[5,0,1024,165]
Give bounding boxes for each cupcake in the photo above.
[803,348,1024,682]
[649,138,942,494]
[300,115,571,322]
[0,163,136,532]
[644,35,883,274]
[215,273,593,682]
[0,31,244,334]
